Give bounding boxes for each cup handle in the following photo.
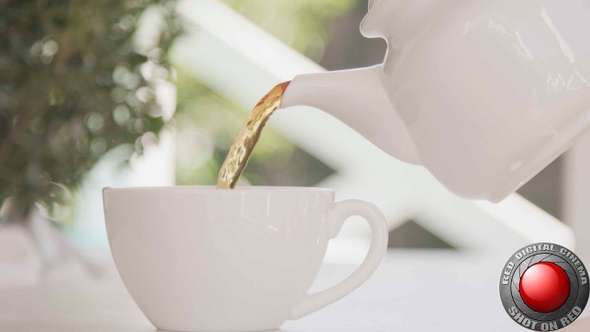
[289,199,388,319]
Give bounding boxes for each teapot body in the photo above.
[283,0,590,202]
[369,0,590,201]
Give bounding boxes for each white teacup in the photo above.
[103,186,388,332]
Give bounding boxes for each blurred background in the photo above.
[0,0,585,286]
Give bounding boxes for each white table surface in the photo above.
[1,249,589,332]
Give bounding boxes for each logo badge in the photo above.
[500,243,589,331]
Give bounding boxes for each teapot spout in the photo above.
[281,66,420,164]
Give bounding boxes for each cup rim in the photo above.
[102,185,334,193]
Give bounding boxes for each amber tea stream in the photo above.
[217,81,290,189]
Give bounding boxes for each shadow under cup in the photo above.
[103,186,387,332]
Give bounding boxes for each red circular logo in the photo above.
[519,262,570,313]
[500,243,589,331]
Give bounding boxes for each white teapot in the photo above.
[281,0,590,202]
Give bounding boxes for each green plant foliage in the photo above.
[0,0,181,220]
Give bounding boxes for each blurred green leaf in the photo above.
[0,0,182,221]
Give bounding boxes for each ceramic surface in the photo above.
[282,0,590,202]
[102,186,387,332]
